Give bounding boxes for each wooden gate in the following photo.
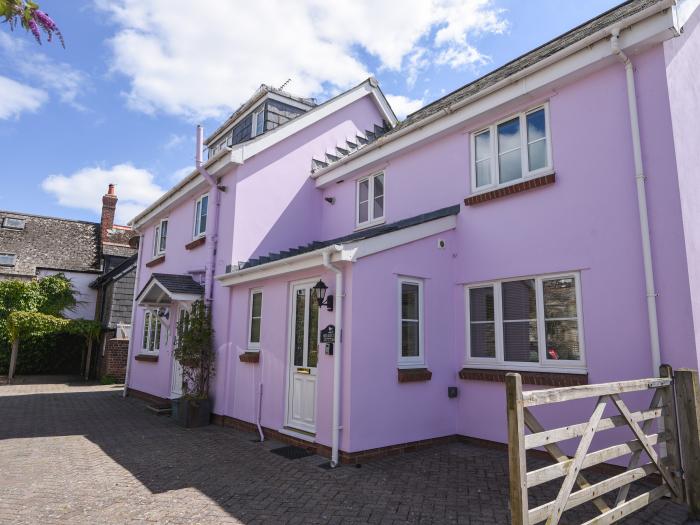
[506,365,700,525]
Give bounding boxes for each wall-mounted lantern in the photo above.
[312,279,334,311]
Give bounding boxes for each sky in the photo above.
[0,0,621,225]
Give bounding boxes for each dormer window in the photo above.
[2,217,25,230]
[153,219,168,257]
[356,172,385,228]
[193,194,208,238]
[252,108,265,138]
[0,253,16,266]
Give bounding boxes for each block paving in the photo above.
[0,379,690,524]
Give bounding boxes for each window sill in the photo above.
[459,367,587,387]
[185,236,206,250]
[397,368,432,383]
[145,255,165,268]
[135,353,159,362]
[239,351,260,363]
[464,172,555,206]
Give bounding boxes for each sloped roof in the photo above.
[228,204,460,273]
[90,254,137,289]
[313,0,664,174]
[136,273,204,305]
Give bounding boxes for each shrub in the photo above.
[173,300,215,399]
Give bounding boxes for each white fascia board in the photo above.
[129,148,237,229]
[216,213,457,286]
[312,3,676,188]
[136,278,202,305]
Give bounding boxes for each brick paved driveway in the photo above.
[0,380,690,524]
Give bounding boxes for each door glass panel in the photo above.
[307,292,319,367]
[294,289,305,367]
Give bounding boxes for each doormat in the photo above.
[271,445,314,460]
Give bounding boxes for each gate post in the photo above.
[506,373,528,525]
[660,364,684,503]
[675,368,700,519]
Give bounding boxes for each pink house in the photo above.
[126,0,700,467]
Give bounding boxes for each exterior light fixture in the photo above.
[312,279,334,311]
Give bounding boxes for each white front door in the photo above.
[170,306,186,398]
[286,282,320,434]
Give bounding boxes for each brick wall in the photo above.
[100,336,128,382]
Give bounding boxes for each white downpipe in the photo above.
[610,29,661,376]
[256,351,265,442]
[123,231,144,397]
[322,247,343,467]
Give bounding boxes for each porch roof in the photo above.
[136,273,204,306]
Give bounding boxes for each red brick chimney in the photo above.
[100,184,118,242]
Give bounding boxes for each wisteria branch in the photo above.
[0,0,64,47]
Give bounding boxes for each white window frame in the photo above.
[248,288,263,350]
[398,276,425,368]
[2,217,25,230]
[464,272,586,374]
[0,253,16,267]
[193,194,208,239]
[251,108,265,138]
[153,218,168,257]
[355,171,385,229]
[470,103,553,193]
[141,309,162,355]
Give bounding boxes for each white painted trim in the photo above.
[464,271,587,372]
[136,278,203,305]
[312,3,677,188]
[192,193,209,239]
[216,214,458,286]
[397,276,425,368]
[153,218,168,257]
[277,427,316,442]
[355,171,385,228]
[247,288,263,350]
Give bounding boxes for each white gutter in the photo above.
[322,246,344,467]
[311,0,676,186]
[610,29,661,376]
[123,231,144,397]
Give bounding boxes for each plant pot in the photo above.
[171,397,211,428]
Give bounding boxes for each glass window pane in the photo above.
[401,321,419,357]
[194,201,201,233]
[476,160,491,187]
[256,110,265,135]
[358,201,369,223]
[307,295,319,368]
[504,321,538,362]
[154,318,161,351]
[546,320,580,360]
[199,196,208,234]
[528,140,547,172]
[142,313,149,349]
[502,280,536,320]
[475,130,491,162]
[470,286,494,322]
[401,282,419,320]
[471,323,496,358]
[373,174,384,198]
[160,221,168,251]
[498,117,520,152]
[499,149,522,183]
[251,292,262,317]
[543,278,577,318]
[250,318,261,344]
[373,195,384,219]
[527,109,546,142]
[294,290,305,367]
[358,179,369,202]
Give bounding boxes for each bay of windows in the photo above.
[356,172,385,228]
[466,273,584,371]
[472,105,551,191]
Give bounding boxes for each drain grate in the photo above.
[271,445,314,460]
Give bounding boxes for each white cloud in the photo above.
[386,94,425,120]
[169,165,193,184]
[163,133,188,150]
[0,75,48,119]
[41,164,166,224]
[0,33,88,110]
[95,0,507,120]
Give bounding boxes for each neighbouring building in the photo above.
[125,0,700,466]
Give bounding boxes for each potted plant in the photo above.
[171,300,215,427]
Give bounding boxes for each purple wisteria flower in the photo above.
[1,0,64,47]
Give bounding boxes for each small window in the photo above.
[193,194,208,238]
[0,253,16,267]
[471,104,551,191]
[2,217,25,230]
[251,107,265,138]
[356,172,385,228]
[153,219,168,257]
[466,273,584,372]
[398,277,424,367]
[248,289,263,350]
[141,310,162,354]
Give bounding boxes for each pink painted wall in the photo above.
[665,7,700,366]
